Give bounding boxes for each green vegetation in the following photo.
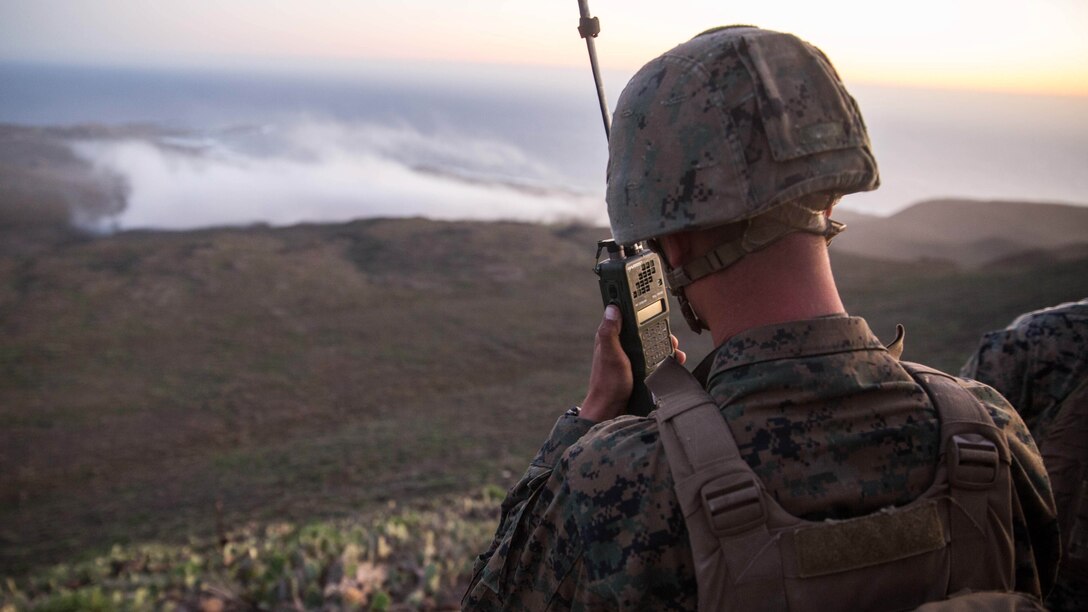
[1,216,1086,609]
[1,489,503,611]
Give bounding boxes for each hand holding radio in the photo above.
[580,305,632,422]
[581,304,686,423]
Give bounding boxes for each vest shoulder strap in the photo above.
[647,357,787,611]
[901,361,1016,593]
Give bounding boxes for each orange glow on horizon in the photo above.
[4,0,1085,99]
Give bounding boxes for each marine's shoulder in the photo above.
[555,413,692,600]
[562,414,668,481]
[958,377,1045,460]
[1007,298,1088,330]
[969,299,1088,356]
[903,361,1033,444]
[557,414,678,528]
[954,374,1025,426]
[985,300,1087,351]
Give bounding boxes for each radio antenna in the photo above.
[576,1,611,140]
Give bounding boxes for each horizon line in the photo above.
[3,54,1087,101]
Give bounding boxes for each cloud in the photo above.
[70,118,606,231]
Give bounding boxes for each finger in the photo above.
[668,335,686,364]
[605,304,621,330]
[598,304,621,340]
[596,305,627,363]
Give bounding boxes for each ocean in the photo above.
[1,60,1086,230]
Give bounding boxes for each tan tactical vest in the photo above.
[647,358,1026,611]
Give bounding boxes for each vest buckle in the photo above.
[949,434,999,490]
[701,474,766,536]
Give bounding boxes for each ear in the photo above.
[658,233,689,269]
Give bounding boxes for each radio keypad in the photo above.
[641,318,672,366]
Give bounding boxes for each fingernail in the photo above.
[604,305,619,321]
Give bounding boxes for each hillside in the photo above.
[833,198,1088,267]
[0,219,609,572]
[1,217,1087,608]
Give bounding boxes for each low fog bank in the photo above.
[0,119,605,243]
[4,64,1088,238]
[4,93,1088,262]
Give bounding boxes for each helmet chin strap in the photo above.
[676,288,710,334]
[647,240,709,334]
[657,202,846,335]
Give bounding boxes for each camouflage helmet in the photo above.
[606,26,879,245]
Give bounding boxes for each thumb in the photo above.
[596,304,626,362]
[600,304,622,337]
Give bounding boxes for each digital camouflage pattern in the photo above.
[606,27,879,245]
[961,299,1088,612]
[464,317,1059,610]
[961,299,1088,442]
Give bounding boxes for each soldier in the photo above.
[962,299,1088,611]
[464,26,1058,610]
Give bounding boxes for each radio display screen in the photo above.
[637,298,665,324]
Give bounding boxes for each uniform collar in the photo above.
[709,315,886,375]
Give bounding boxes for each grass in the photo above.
[1,488,504,611]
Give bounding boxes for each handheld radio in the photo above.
[577,1,674,416]
[594,240,673,415]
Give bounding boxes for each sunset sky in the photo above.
[2,0,1087,96]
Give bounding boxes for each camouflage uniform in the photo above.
[464,317,1059,610]
[961,299,1088,442]
[961,299,1088,611]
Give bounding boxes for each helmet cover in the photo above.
[606,26,880,244]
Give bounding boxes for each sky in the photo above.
[1,1,1085,231]
[2,0,1087,97]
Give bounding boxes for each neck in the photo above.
[684,233,846,347]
